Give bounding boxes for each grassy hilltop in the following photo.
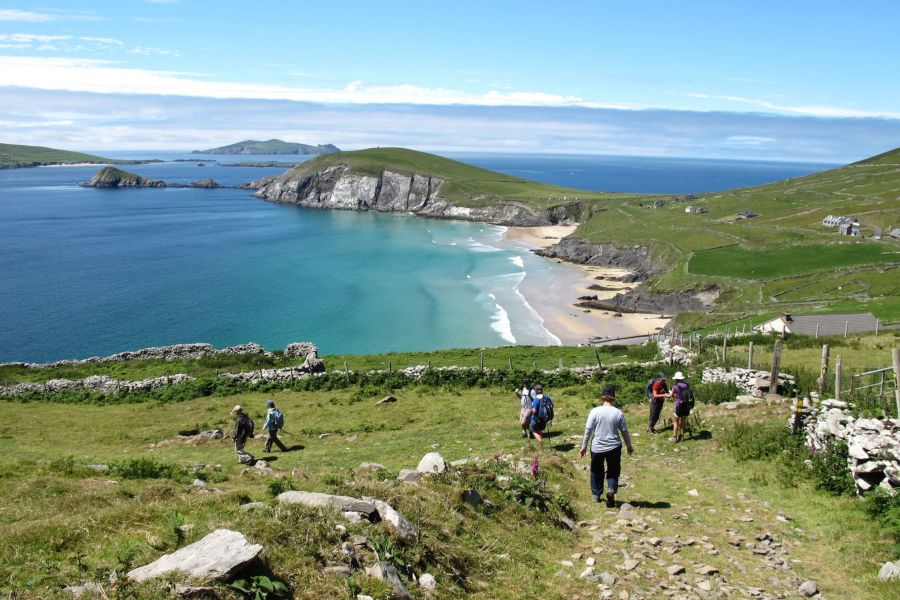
[287,147,637,210]
[0,143,153,169]
[1,339,899,599]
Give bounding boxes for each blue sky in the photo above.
[0,1,898,161]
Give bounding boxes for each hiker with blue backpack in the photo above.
[529,383,554,443]
[262,399,289,452]
[580,386,634,507]
[670,372,694,443]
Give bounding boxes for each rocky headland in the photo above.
[252,163,582,227]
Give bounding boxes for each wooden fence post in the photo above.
[844,321,849,338]
[480,352,484,372]
[747,341,754,369]
[815,323,820,339]
[892,349,900,418]
[835,355,842,401]
[769,339,783,396]
[817,344,829,396]
[559,358,564,370]
[594,348,602,367]
[875,319,880,335]
[508,357,513,371]
[722,336,728,365]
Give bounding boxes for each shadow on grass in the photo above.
[686,431,713,441]
[552,443,576,452]
[626,500,672,509]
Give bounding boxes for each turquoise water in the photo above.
[0,153,832,362]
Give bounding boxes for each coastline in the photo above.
[502,225,670,345]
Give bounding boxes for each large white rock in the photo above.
[416,452,446,474]
[365,497,417,540]
[278,491,376,517]
[879,560,900,581]
[127,529,262,582]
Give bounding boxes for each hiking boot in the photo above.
[591,494,600,503]
[606,492,615,508]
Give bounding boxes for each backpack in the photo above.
[271,408,284,430]
[646,378,655,400]
[675,384,695,410]
[245,415,255,438]
[537,395,554,425]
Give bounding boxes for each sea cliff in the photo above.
[252,164,581,227]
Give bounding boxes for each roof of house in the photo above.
[757,313,879,336]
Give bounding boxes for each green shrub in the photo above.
[267,476,295,498]
[109,457,189,482]
[864,490,900,558]
[719,423,803,461]
[809,440,855,496]
[694,381,740,405]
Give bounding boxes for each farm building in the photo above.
[754,313,880,336]
[838,221,861,236]
[823,215,854,227]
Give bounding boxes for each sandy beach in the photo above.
[503,225,670,345]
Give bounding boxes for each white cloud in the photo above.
[0,34,71,43]
[0,9,57,22]
[79,36,124,45]
[0,8,102,22]
[686,91,900,120]
[129,46,180,57]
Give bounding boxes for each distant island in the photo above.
[192,139,340,156]
[0,142,159,169]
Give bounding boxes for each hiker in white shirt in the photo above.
[579,386,634,507]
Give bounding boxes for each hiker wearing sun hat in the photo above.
[579,386,634,507]
[231,405,255,463]
[671,371,693,443]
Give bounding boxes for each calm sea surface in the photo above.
[0,152,834,362]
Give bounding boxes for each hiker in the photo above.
[529,383,554,443]
[580,386,634,507]
[671,371,693,443]
[515,378,535,438]
[262,399,288,452]
[232,405,255,463]
[647,372,669,434]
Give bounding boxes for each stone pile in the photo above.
[657,340,696,365]
[804,399,900,495]
[702,367,795,397]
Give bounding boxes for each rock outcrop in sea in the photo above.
[252,164,581,226]
[83,166,166,188]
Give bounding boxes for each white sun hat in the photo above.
[673,371,685,380]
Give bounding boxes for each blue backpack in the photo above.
[271,408,284,430]
[537,395,554,425]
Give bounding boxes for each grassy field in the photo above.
[1,378,897,599]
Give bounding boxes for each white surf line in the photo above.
[510,270,562,346]
[487,292,516,344]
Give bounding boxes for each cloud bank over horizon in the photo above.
[1,86,898,163]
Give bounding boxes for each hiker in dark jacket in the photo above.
[648,372,669,434]
[232,405,253,459]
[262,399,288,452]
[671,371,692,443]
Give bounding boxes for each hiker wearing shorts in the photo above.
[648,372,669,434]
[671,371,692,443]
[580,386,634,507]
[262,399,288,452]
[515,378,535,438]
[529,383,550,443]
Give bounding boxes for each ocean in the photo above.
[0,152,835,362]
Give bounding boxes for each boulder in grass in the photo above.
[365,497,417,540]
[127,529,262,582]
[277,491,377,518]
[416,452,446,474]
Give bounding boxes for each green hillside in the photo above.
[571,147,900,327]
[194,139,340,155]
[0,142,132,169]
[289,147,636,209]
